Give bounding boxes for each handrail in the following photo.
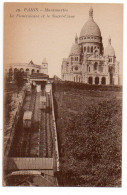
[50,85,59,172]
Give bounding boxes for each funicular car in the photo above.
[45,81,52,94]
[40,96,46,109]
[23,111,32,128]
[36,85,41,92]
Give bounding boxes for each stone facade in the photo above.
[61,7,119,85]
[5,59,48,81]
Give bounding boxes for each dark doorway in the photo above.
[101,77,106,85]
[76,75,78,82]
[88,77,93,84]
[109,66,114,85]
[110,73,114,85]
[95,77,99,85]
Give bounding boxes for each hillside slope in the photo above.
[53,82,122,187]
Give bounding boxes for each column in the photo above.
[93,76,95,84]
[99,76,101,85]
[106,76,110,85]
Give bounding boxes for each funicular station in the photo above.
[4,73,59,186]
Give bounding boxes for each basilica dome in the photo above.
[105,37,115,56]
[80,7,101,38]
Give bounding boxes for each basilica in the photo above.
[61,7,119,85]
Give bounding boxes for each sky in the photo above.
[1,1,127,194]
[4,3,123,80]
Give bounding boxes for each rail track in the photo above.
[8,87,53,158]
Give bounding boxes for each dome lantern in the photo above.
[79,7,101,38]
[108,36,111,45]
[89,7,93,19]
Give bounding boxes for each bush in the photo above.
[59,98,122,186]
[53,81,122,92]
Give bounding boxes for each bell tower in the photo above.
[41,58,48,74]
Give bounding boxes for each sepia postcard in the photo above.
[3,2,123,187]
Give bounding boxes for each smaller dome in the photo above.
[105,37,115,57]
[70,43,81,56]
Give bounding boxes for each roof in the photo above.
[80,8,101,38]
[6,173,58,186]
[7,157,54,171]
[80,19,101,38]
[87,54,105,61]
[104,38,115,57]
[30,73,49,79]
[70,43,81,56]
[40,96,46,102]
[105,45,115,57]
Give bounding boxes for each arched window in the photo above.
[84,47,86,52]
[26,68,29,72]
[94,62,98,70]
[14,68,18,72]
[87,46,90,52]
[101,77,106,85]
[88,77,93,84]
[89,67,90,72]
[75,66,78,71]
[76,75,78,82]
[95,77,99,85]
[87,65,89,71]
[31,69,35,74]
[75,57,78,61]
[20,68,24,72]
[9,68,13,72]
[79,77,80,82]
[37,70,39,73]
[91,46,93,53]
[74,77,75,82]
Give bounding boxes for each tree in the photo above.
[15,70,24,90]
